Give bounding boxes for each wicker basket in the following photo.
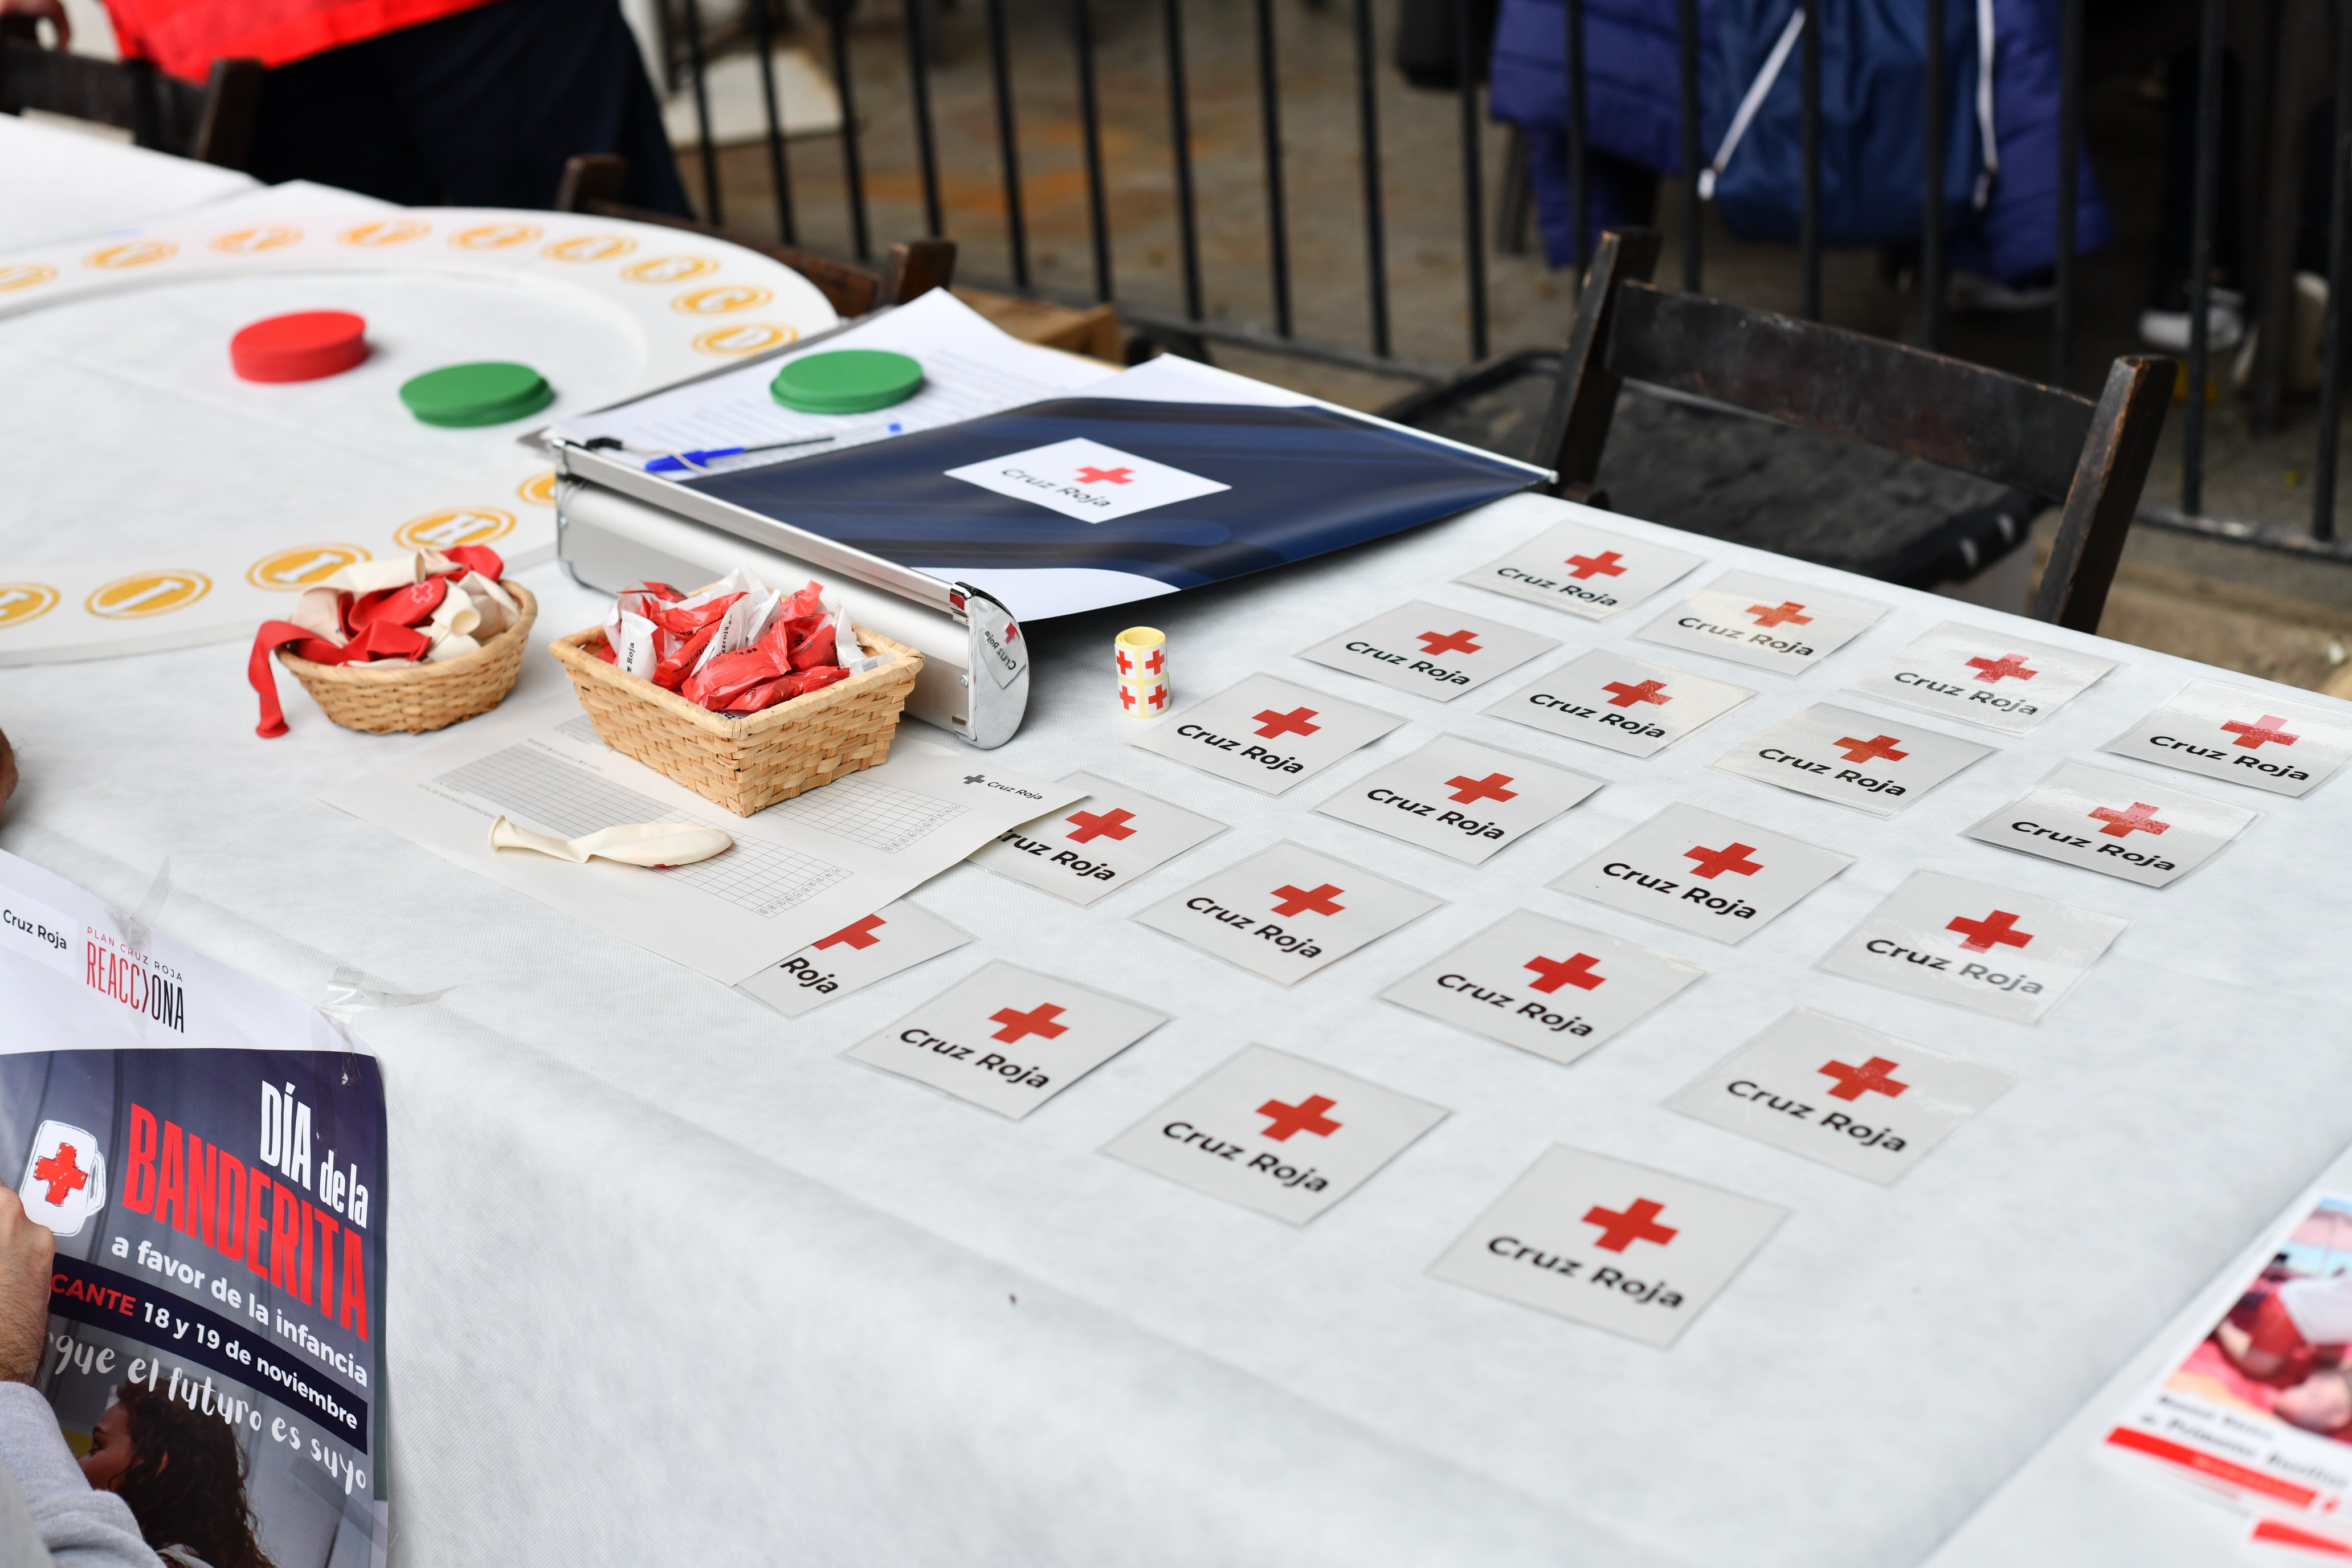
[548,620,923,816]
[277,583,538,734]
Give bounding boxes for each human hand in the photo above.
[0,0,70,47]
[0,1185,56,1384]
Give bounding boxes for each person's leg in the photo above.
[242,39,437,203]
[369,0,692,214]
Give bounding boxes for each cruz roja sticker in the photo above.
[737,900,973,1018]
[1101,1043,1448,1224]
[1380,909,1708,1065]
[1458,513,1707,621]
[844,959,1170,1118]
[1128,672,1403,795]
[1428,1145,1786,1347]
[1632,569,1888,676]
[2100,677,2352,798]
[1315,735,1603,865]
[969,771,1227,905]
[1844,620,2118,735]
[1815,869,2129,1024]
[1484,648,1755,758]
[1297,600,1561,701]
[1132,841,1443,984]
[1709,701,1995,816]
[1665,1008,2013,1185]
[1552,802,1853,944]
[1962,760,2257,888]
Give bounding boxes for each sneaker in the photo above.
[1948,267,2056,313]
[2140,287,2246,353]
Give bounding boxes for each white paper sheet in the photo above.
[318,697,1082,983]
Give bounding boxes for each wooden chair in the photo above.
[1534,227,2175,633]
[0,26,261,169]
[555,153,956,318]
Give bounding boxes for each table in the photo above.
[2,478,2345,1565]
[0,112,258,254]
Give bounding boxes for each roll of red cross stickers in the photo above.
[1118,676,1170,718]
[1116,626,1166,683]
[230,311,369,383]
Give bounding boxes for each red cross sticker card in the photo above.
[844,959,1170,1118]
[1458,513,1707,621]
[1296,601,1561,701]
[1665,1008,2012,1185]
[1816,869,2129,1023]
[2101,679,2352,798]
[1484,648,1755,758]
[1378,910,1708,1066]
[1709,701,1995,816]
[1314,736,1603,865]
[1129,672,1403,794]
[943,436,1231,521]
[969,771,1228,905]
[738,899,973,1017]
[1428,1145,1786,1348]
[1632,569,1888,676]
[1551,803,1854,944]
[1100,1043,1447,1224]
[1963,760,2258,888]
[1844,620,2118,734]
[1132,841,1443,985]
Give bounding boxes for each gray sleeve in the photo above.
[0,1382,162,1568]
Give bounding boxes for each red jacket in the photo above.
[105,0,501,80]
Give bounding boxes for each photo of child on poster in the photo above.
[0,1047,386,1568]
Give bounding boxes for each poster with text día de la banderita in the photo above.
[0,848,388,1568]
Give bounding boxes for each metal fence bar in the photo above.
[1454,0,1489,360]
[903,0,944,238]
[746,0,797,246]
[2051,0,2080,387]
[1677,0,1701,291]
[1072,0,1114,303]
[1163,0,1204,323]
[677,0,721,224]
[1351,0,1391,356]
[984,0,1030,289]
[1566,0,1589,270]
[826,5,871,262]
[1256,0,1294,336]
[2315,4,2352,542]
[2182,0,2224,516]
[1920,0,1945,352]
[1800,1,1820,319]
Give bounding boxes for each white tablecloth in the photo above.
[3,485,2345,1565]
[0,113,258,253]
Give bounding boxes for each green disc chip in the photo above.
[769,349,924,414]
[399,361,554,427]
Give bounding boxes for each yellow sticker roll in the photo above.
[1115,626,1166,683]
[1117,676,1170,718]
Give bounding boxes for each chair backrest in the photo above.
[554,153,956,320]
[0,34,260,169]
[1534,227,2174,634]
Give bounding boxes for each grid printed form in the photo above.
[762,774,968,853]
[437,744,850,917]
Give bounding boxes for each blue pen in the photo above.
[645,422,906,475]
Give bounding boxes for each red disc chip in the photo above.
[230,311,369,383]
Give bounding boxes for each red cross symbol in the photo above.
[1418,629,1481,656]
[1076,466,1133,485]
[1564,550,1627,579]
[1065,807,1137,843]
[1120,685,1137,711]
[1142,684,1167,711]
[1270,883,1345,917]
[2089,801,2169,838]
[1747,601,1813,627]
[1965,654,2036,683]
[1257,1093,1342,1141]
[989,1003,1069,1043]
[1582,1198,1678,1253]
[2222,714,2301,749]
[1834,734,1908,765]
[1819,1056,1909,1101]
[1603,679,1670,708]
[1524,952,1604,993]
[31,1144,87,1207]
[1142,648,1164,674]
[1116,649,1133,675]
[1946,908,2033,952]
[814,914,885,950]
[1253,707,1321,738]
[1445,772,1518,804]
[1684,841,1763,879]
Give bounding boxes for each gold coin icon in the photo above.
[85,570,211,619]
[671,284,772,316]
[692,323,796,356]
[210,226,302,254]
[451,223,542,251]
[0,264,57,293]
[340,219,429,247]
[84,240,175,270]
[0,583,61,628]
[393,506,517,551]
[516,471,560,507]
[247,544,370,590]
[621,255,717,285]
[543,234,636,263]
